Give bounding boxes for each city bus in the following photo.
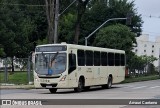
[34,42,125,93]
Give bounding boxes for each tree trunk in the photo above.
[11,57,14,72]
[45,0,55,44]
[74,0,89,44]
[74,21,80,44]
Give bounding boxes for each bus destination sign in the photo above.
[36,46,67,52]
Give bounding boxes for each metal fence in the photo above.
[0,56,33,84]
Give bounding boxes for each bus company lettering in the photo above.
[86,68,92,73]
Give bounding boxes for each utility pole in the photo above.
[54,0,59,43]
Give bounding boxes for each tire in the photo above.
[49,88,57,93]
[74,78,84,92]
[102,76,112,89]
[107,77,112,89]
[84,86,90,91]
[101,84,107,89]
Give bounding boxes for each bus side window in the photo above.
[115,53,120,66]
[120,54,125,66]
[77,50,85,66]
[101,52,107,66]
[94,51,100,66]
[86,50,93,66]
[108,53,114,66]
[68,53,76,74]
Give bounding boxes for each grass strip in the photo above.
[122,75,160,83]
[0,71,33,84]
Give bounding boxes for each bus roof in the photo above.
[36,42,125,54]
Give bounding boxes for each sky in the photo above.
[129,0,160,41]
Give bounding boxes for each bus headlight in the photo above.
[35,78,38,81]
[60,75,67,81]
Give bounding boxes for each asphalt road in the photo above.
[1,79,160,108]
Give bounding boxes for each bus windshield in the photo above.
[35,53,66,75]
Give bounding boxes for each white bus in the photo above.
[34,42,125,93]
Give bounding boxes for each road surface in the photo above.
[1,79,160,108]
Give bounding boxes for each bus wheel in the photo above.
[74,78,84,92]
[84,86,90,91]
[49,88,57,93]
[107,77,112,89]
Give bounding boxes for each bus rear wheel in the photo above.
[107,76,112,89]
[74,78,84,92]
[102,76,112,89]
[84,86,90,91]
[49,88,57,93]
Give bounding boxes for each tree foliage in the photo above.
[93,24,136,53]
[0,0,144,72]
[0,0,46,58]
[128,54,157,75]
[0,47,5,57]
[80,0,143,45]
[0,0,46,71]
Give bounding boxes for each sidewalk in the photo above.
[0,83,34,89]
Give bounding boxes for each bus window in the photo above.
[101,52,107,66]
[108,53,114,66]
[86,51,93,66]
[115,53,120,66]
[68,53,76,74]
[121,54,125,66]
[77,50,85,66]
[94,51,100,66]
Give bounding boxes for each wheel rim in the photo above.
[108,77,112,88]
[109,80,111,87]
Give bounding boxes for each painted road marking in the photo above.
[132,86,147,89]
[150,86,160,89]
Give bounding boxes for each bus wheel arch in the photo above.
[74,76,85,92]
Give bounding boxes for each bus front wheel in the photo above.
[49,88,57,93]
[74,78,84,92]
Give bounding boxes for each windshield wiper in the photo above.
[51,52,59,63]
[42,52,48,67]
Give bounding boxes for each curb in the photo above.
[0,85,35,89]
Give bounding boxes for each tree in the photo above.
[93,24,136,53]
[0,0,46,71]
[74,0,89,44]
[0,0,20,71]
[128,55,157,76]
[45,0,55,44]
[58,13,76,43]
[80,0,143,45]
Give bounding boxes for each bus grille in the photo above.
[40,83,57,87]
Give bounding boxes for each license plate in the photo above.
[40,79,50,83]
[46,85,52,88]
